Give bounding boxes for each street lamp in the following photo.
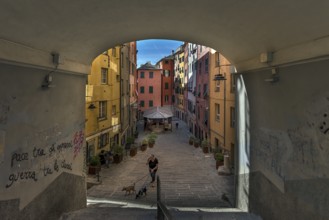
[213,73,227,149]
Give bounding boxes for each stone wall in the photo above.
[237,59,329,219]
[0,63,87,219]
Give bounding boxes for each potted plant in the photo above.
[148,132,157,148]
[201,139,209,153]
[88,155,101,175]
[130,144,138,157]
[141,138,148,151]
[126,136,135,148]
[189,135,195,145]
[134,130,139,138]
[194,138,200,148]
[215,152,224,169]
[112,144,124,163]
[148,138,155,148]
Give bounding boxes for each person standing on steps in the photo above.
[146,154,158,187]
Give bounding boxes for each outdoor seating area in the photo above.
[143,106,173,132]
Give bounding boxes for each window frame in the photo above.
[99,101,107,120]
[101,68,108,84]
[112,105,116,115]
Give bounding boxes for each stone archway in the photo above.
[0,1,329,219]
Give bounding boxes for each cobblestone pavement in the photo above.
[87,119,234,209]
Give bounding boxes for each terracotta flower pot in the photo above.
[141,144,147,151]
[130,148,137,157]
[88,166,101,175]
[216,160,224,169]
[113,154,123,163]
[203,146,209,153]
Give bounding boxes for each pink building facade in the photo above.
[137,62,162,116]
[196,45,210,140]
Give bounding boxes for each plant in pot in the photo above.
[141,138,148,151]
[189,135,195,145]
[148,138,155,148]
[88,155,101,175]
[130,144,138,157]
[194,138,200,148]
[215,152,224,169]
[126,136,135,148]
[201,139,210,153]
[147,132,157,148]
[112,144,124,163]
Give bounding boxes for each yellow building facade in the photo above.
[174,46,185,119]
[209,50,236,167]
[85,47,121,159]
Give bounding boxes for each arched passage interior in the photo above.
[0,1,329,219]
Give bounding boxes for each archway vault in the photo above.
[1,0,329,74]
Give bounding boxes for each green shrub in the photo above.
[142,138,148,145]
[201,139,209,147]
[214,152,224,162]
[148,138,155,144]
[89,155,101,166]
[112,144,124,156]
[127,136,135,144]
[148,132,157,140]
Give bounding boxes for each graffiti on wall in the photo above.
[5,130,84,189]
[252,129,287,182]
[319,113,329,134]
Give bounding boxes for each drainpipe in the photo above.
[223,72,226,149]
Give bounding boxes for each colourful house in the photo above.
[137,62,162,116]
[85,47,121,160]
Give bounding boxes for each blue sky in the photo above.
[137,39,183,67]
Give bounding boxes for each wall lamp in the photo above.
[88,104,96,109]
[213,74,227,81]
[264,68,279,83]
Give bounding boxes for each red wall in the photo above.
[137,69,162,112]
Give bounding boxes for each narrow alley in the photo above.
[59,119,242,219]
[87,119,234,208]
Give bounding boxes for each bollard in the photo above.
[224,155,229,169]
[96,170,100,182]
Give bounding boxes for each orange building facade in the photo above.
[137,62,162,115]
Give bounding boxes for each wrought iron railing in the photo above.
[157,176,173,220]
